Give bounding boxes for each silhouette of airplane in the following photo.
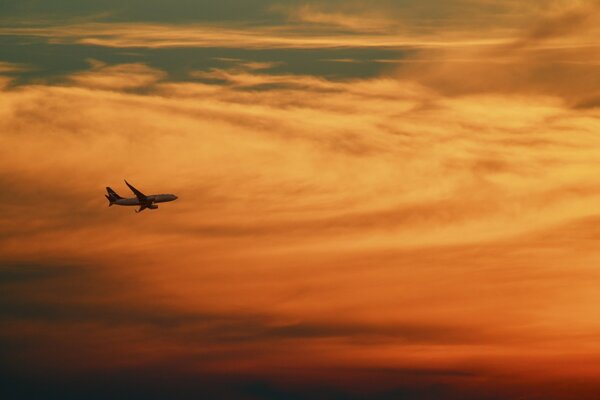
[106,180,178,213]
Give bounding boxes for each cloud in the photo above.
[2,2,600,397]
[274,3,400,33]
[0,259,481,345]
[0,0,591,52]
[392,2,600,105]
[2,40,600,397]
[0,21,511,50]
[0,61,29,73]
[69,61,166,90]
[1,64,599,251]
[514,1,600,46]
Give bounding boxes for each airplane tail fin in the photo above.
[105,187,122,206]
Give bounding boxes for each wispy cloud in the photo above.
[273,3,400,33]
[3,1,600,397]
[69,61,166,89]
[391,2,600,106]
[0,61,30,73]
[0,22,512,50]
[2,64,599,251]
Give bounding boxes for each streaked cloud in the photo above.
[3,1,600,398]
[0,61,30,73]
[0,22,513,49]
[274,3,400,33]
[69,61,166,89]
[391,2,600,107]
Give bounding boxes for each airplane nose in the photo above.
[174,195,178,200]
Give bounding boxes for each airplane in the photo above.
[105,180,178,213]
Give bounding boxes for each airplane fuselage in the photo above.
[106,181,177,212]
[114,194,177,206]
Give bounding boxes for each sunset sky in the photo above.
[2,1,600,399]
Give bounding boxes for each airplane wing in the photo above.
[135,203,148,213]
[124,180,148,202]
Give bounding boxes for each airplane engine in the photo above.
[148,204,159,210]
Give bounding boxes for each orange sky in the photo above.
[2,1,600,398]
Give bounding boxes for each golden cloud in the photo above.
[391,2,600,107]
[0,21,512,49]
[68,61,167,90]
[0,61,30,73]
[274,3,401,33]
[2,13,600,388]
[2,64,599,252]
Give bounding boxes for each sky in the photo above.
[2,0,600,399]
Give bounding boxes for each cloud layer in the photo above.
[2,1,600,398]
